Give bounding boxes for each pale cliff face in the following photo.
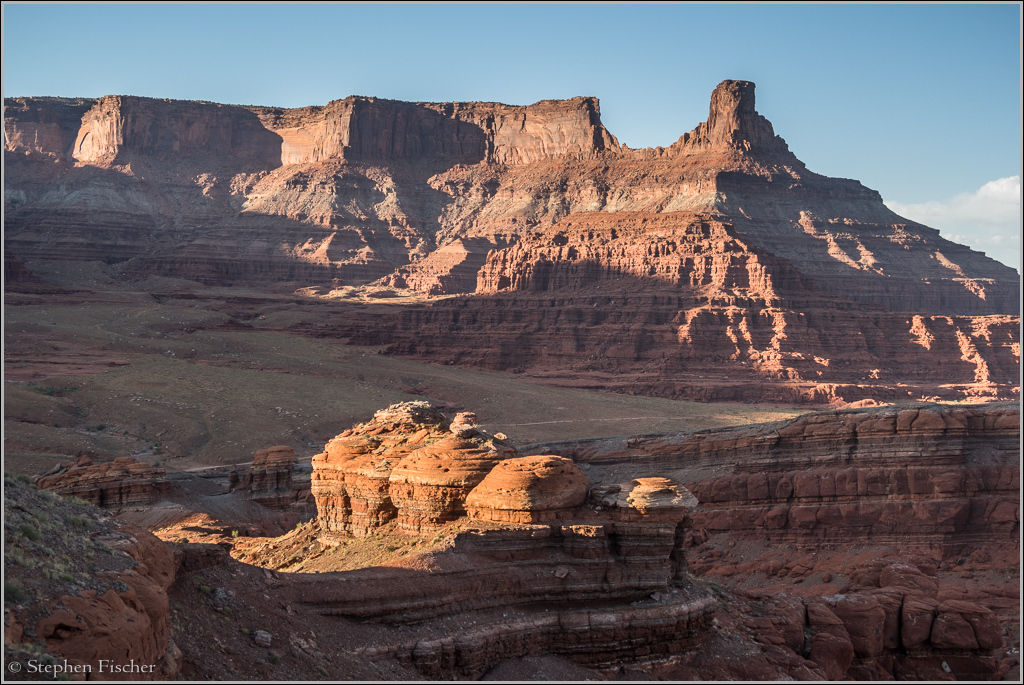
[54,94,618,168]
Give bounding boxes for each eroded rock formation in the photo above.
[538,403,1018,550]
[533,401,1019,680]
[465,455,589,524]
[229,445,297,509]
[5,81,1018,404]
[34,456,167,508]
[310,402,520,536]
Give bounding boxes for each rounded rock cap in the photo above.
[466,455,590,512]
[627,477,698,510]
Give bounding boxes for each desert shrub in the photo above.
[5,580,28,603]
[18,524,41,541]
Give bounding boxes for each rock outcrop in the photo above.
[34,456,167,509]
[232,401,715,677]
[4,477,178,680]
[537,403,1019,551]
[465,455,589,524]
[229,445,297,509]
[531,401,1019,679]
[310,402,519,537]
[387,436,515,532]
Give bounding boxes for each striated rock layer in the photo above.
[323,210,1018,404]
[5,81,1016,313]
[536,402,1019,553]
[287,401,717,676]
[465,455,589,524]
[6,81,1019,403]
[310,402,520,536]
[530,401,1018,680]
[228,445,302,509]
[34,456,167,509]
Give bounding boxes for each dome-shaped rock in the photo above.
[466,455,590,524]
[310,402,453,536]
[388,436,517,532]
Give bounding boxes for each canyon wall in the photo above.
[535,402,1019,554]
[530,401,1018,680]
[5,80,1016,313]
[34,456,167,509]
[5,80,1019,404]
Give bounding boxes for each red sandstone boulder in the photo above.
[869,588,905,650]
[901,595,939,649]
[825,593,886,658]
[806,601,854,680]
[879,560,939,596]
[932,600,1003,650]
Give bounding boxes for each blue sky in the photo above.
[3,3,1020,268]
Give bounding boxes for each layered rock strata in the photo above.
[6,81,1019,405]
[281,402,715,676]
[34,456,167,508]
[535,403,1019,552]
[351,584,714,678]
[692,554,1011,680]
[386,436,514,532]
[465,455,589,524]
[5,81,1016,315]
[528,402,1018,679]
[310,402,519,536]
[229,445,297,509]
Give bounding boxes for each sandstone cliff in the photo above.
[530,401,1018,680]
[5,81,1016,313]
[5,81,1018,404]
[535,402,1019,553]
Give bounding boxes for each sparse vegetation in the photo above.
[3,295,802,476]
[18,523,42,541]
[5,579,28,603]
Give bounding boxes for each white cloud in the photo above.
[885,176,1021,271]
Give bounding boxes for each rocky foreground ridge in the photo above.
[5,81,1019,405]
